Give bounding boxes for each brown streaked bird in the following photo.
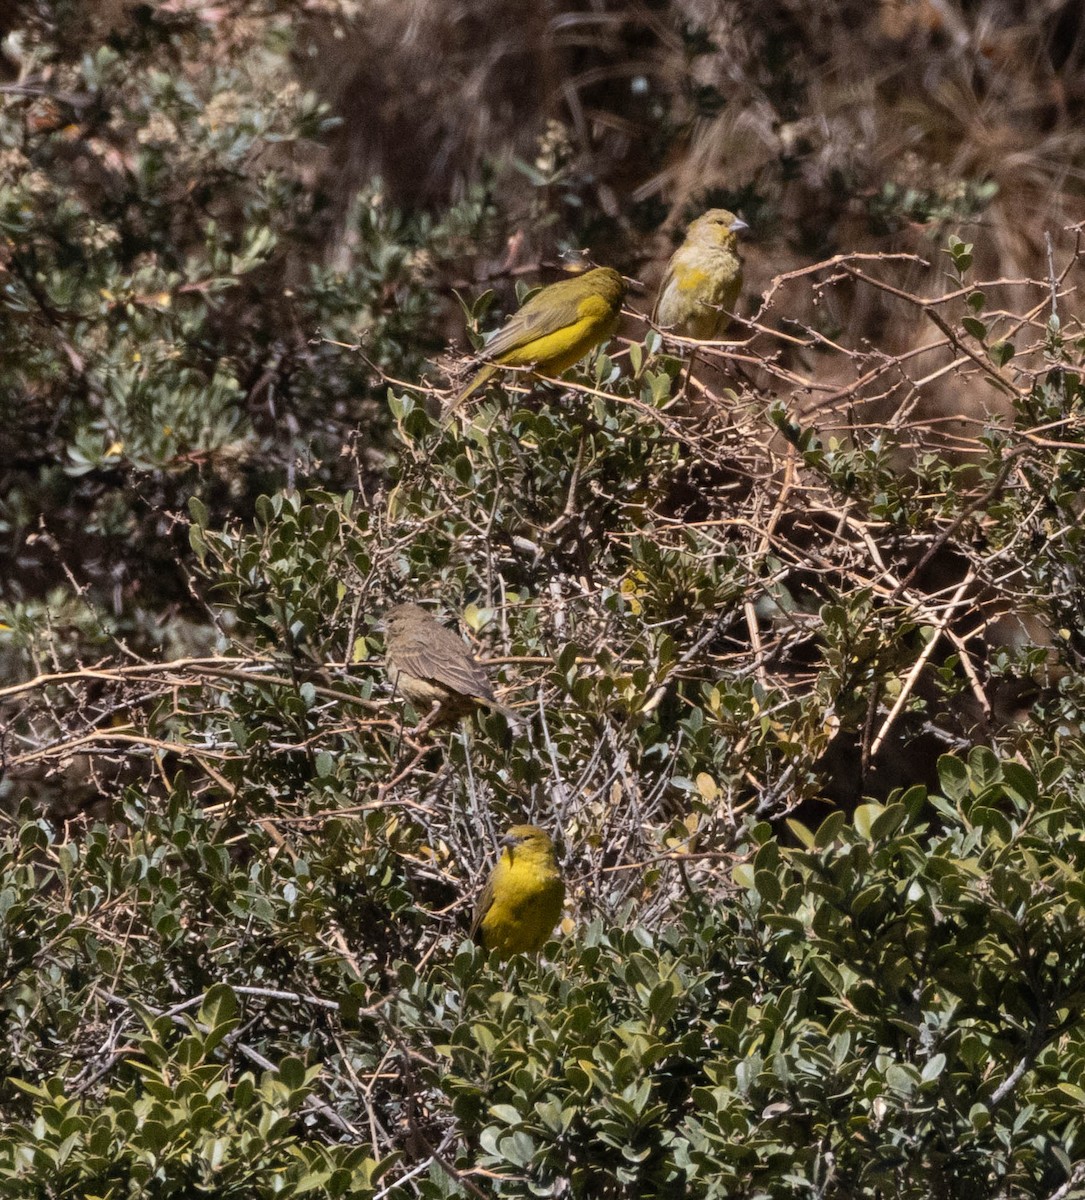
[381,602,520,726]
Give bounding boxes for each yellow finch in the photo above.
[450,266,626,411]
[471,824,565,958]
[382,602,519,726]
[653,209,747,341]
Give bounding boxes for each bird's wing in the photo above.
[393,625,497,702]
[480,280,587,363]
[469,874,494,942]
[651,263,677,325]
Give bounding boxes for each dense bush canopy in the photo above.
[3,3,1085,1197]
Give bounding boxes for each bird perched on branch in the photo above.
[381,602,519,726]
[448,266,626,414]
[653,209,747,342]
[471,824,565,958]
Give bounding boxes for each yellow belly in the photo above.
[479,863,565,955]
[498,296,619,373]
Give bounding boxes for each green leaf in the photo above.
[198,984,238,1035]
[871,804,907,841]
[1001,761,1038,806]
[814,810,846,848]
[787,820,816,848]
[754,869,783,903]
[962,316,987,341]
[852,803,883,840]
[920,1053,946,1083]
[938,755,969,802]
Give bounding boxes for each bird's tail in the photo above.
[443,361,497,421]
[476,694,525,732]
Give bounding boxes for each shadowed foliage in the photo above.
[4,3,1085,1198]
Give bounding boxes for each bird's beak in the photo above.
[501,833,527,857]
[732,218,750,234]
